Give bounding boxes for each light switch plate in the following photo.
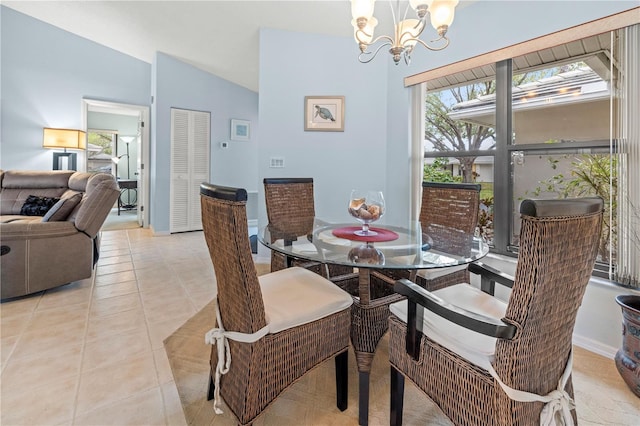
[270,157,285,168]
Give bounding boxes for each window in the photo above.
[423,76,497,244]
[86,130,116,174]
[421,24,640,288]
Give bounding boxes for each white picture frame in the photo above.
[304,96,345,132]
[231,119,251,141]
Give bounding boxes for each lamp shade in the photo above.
[352,17,378,43]
[429,0,458,29]
[351,0,375,20]
[398,19,422,48]
[43,128,87,150]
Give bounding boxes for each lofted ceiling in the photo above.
[3,1,359,92]
[3,1,476,92]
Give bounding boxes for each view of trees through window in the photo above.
[86,131,116,174]
[423,56,615,267]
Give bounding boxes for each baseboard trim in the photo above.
[573,333,617,359]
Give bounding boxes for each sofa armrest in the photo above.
[72,173,120,238]
[0,220,80,240]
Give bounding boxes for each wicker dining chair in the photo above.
[263,177,353,279]
[371,181,481,291]
[200,183,353,425]
[388,197,604,426]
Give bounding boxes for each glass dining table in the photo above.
[259,219,489,425]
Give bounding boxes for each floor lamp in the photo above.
[43,128,86,170]
[112,141,131,179]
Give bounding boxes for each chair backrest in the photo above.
[200,183,266,334]
[494,197,603,416]
[419,182,481,252]
[263,177,315,239]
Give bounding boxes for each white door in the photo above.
[170,108,210,233]
[136,123,143,226]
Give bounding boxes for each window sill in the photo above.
[483,252,640,294]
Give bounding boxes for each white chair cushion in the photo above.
[271,239,319,255]
[259,267,353,334]
[417,264,467,280]
[389,283,507,370]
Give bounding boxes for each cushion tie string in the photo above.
[487,349,575,426]
[204,299,269,414]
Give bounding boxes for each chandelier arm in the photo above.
[411,35,451,52]
[401,1,411,22]
[410,19,426,33]
[358,41,393,63]
[389,0,399,28]
[367,34,395,46]
[397,24,426,46]
[355,29,395,48]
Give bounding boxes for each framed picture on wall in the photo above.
[304,96,344,132]
[231,119,251,141]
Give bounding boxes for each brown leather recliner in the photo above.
[0,170,120,299]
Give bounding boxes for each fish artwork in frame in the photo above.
[304,96,345,132]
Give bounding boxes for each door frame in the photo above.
[82,98,150,228]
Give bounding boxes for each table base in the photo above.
[333,269,404,425]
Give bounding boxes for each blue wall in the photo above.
[87,112,139,136]
[151,52,258,233]
[258,28,389,225]
[0,6,150,170]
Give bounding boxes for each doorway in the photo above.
[82,99,150,229]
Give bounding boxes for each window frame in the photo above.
[420,40,629,274]
[414,9,639,287]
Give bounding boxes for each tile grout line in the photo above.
[0,291,44,376]
[70,230,141,424]
[127,228,170,425]
[157,231,209,426]
[69,232,101,426]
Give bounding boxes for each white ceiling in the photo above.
[3,1,476,92]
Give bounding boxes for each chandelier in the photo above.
[350,0,458,65]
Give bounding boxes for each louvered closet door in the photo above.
[170,108,210,233]
[190,112,210,230]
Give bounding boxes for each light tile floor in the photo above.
[1,228,638,425]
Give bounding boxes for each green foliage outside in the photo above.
[525,154,615,262]
[423,157,494,243]
[88,132,113,156]
[423,157,460,183]
[479,182,493,201]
